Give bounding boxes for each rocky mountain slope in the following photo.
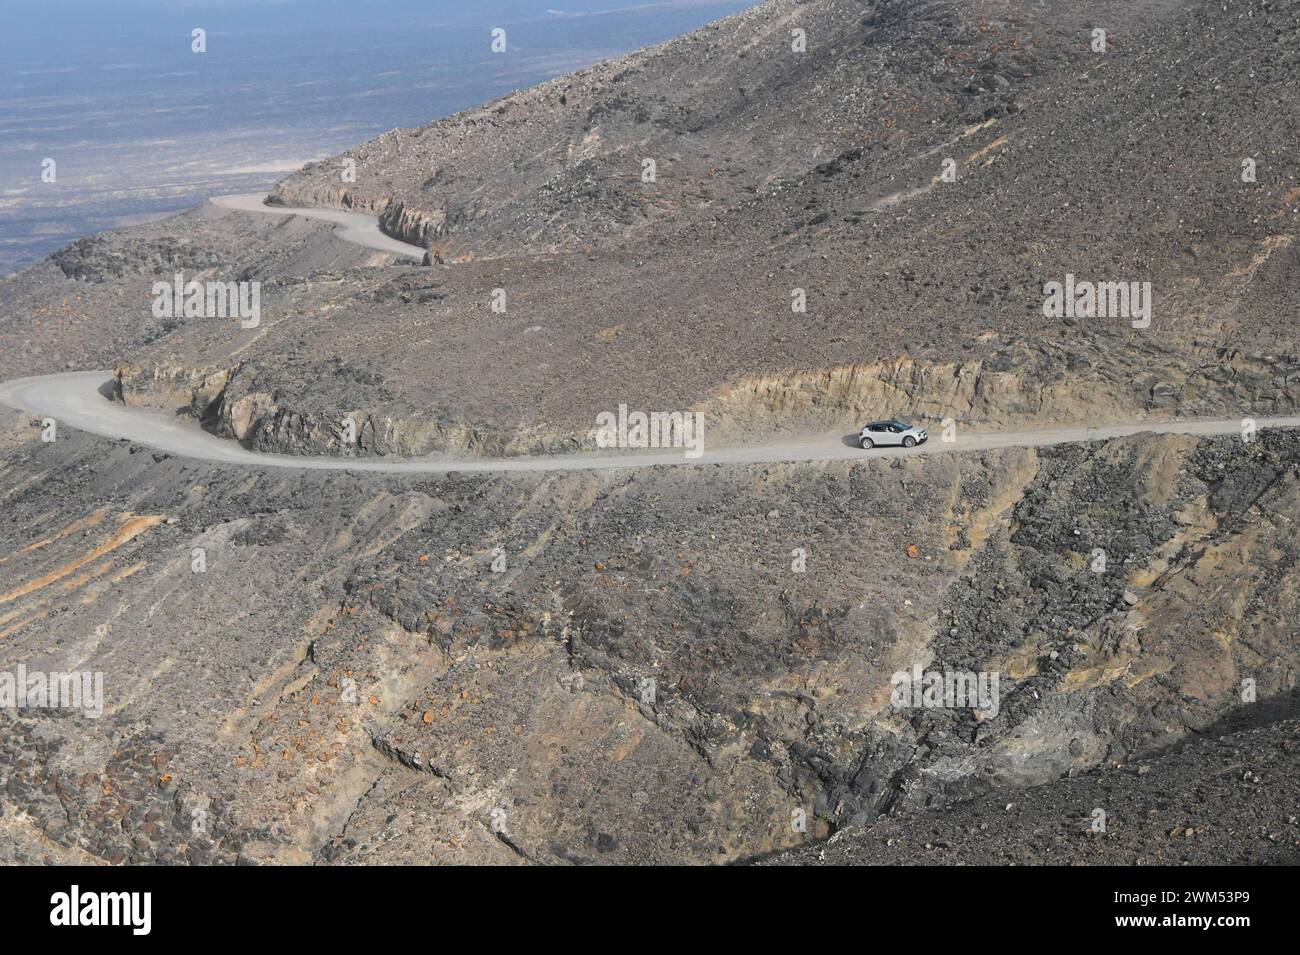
[761,712,1300,865]
[1,408,1298,863]
[1,0,1298,866]
[3,0,1296,458]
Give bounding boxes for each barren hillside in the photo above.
[3,0,1296,459]
[0,0,1297,867]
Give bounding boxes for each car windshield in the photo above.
[892,421,911,430]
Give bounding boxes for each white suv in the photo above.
[859,419,928,450]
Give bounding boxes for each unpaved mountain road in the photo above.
[209,193,427,260]
[7,196,1296,472]
[2,372,1297,474]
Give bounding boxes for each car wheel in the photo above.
[903,436,917,448]
[860,436,874,450]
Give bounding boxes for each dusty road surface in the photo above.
[209,193,426,260]
[2,371,1297,473]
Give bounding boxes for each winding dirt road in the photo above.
[210,193,426,260]
[4,196,1296,472]
[1,372,1296,474]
